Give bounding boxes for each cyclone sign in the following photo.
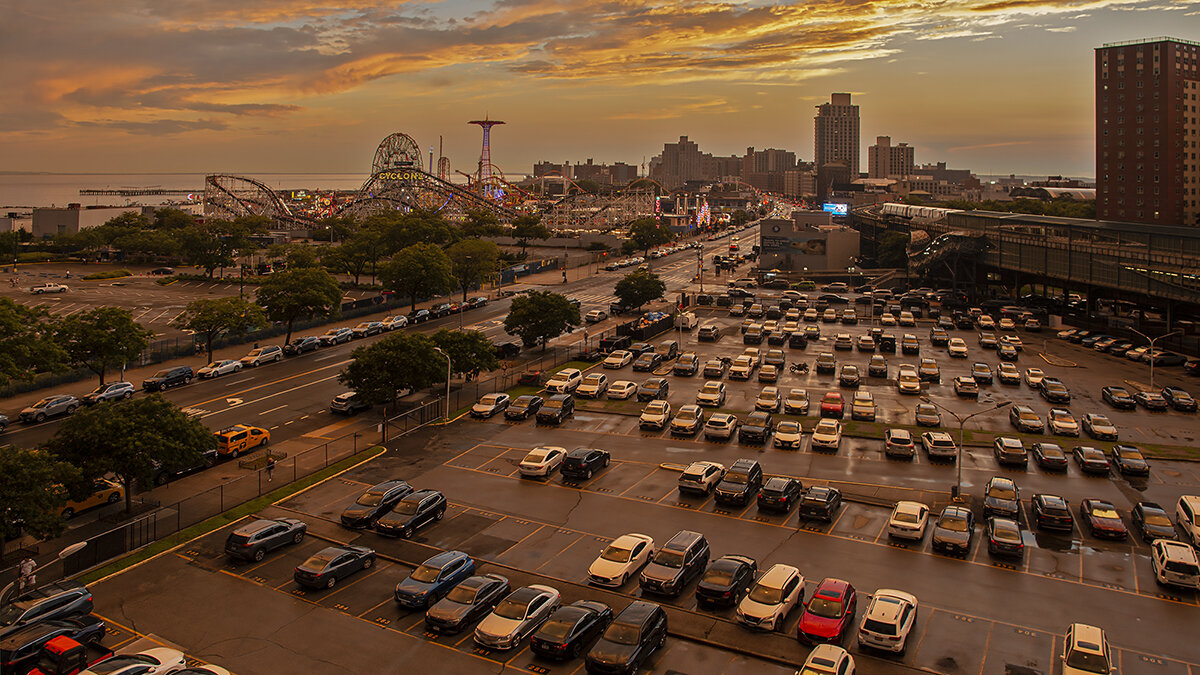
[378,171,423,182]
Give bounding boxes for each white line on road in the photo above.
[313,353,343,362]
[198,373,341,420]
[224,377,253,386]
[148,309,172,323]
[259,404,288,416]
[133,307,154,320]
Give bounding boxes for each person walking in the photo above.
[266,455,276,482]
[17,557,36,594]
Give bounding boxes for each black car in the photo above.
[1162,386,1198,412]
[536,394,575,424]
[0,616,106,673]
[639,530,709,597]
[932,506,975,555]
[408,308,431,323]
[695,555,757,608]
[340,479,412,528]
[584,601,668,675]
[1072,446,1110,475]
[293,545,376,589]
[561,447,611,481]
[1110,445,1150,476]
[141,365,194,391]
[430,303,453,318]
[1131,501,1179,542]
[531,600,614,660]
[225,517,307,561]
[425,573,510,634]
[737,412,774,444]
[505,395,544,420]
[713,459,764,506]
[986,517,1024,559]
[983,476,1020,519]
[1031,442,1069,471]
[799,486,842,522]
[1031,494,1074,532]
[636,378,669,402]
[1039,377,1071,403]
[283,336,321,355]
[0,581,94,639]
[1101,386,1137,410]
[757,477,803,513]
[673,353,699,375]
[374,489,447,538]
[632,352,663,372]
[788,332,808,349]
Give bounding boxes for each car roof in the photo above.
[758,563,800,587]
[1068,623,1107,649]
[234,519,285,535]
[867,590,916,621]
[613,600,660,627]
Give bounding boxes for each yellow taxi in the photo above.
[214,424,271,458]
[62,478,124,519]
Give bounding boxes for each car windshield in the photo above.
[653,550,686,568]
[989,485,1016,500]
[445,582,480,604]
[749,583,784,605]
[393,502,420,515]
[602,544,634,563]
[806,596,844,618]
[1052,411,1073,422]
[303,550,338,568]
[480,395,502,404]
[893,510,921,524]
[584,376,603,384]
[724,472,748,484]
[646,402,667,413]
[779,422,800,433]
[1091,506,1119,519]
[702,384,721,393]
[1143,511,1172,526]
[677,409,697,420]
[494,597,531,620]
[543,399,563,410]
[410,564,443,584]
[1019,411,1039,421]
[356,491,384,506]
[940,514,969,531]
[603,623,642,645]
[1066,648,1110,673]
[538,618,576,640]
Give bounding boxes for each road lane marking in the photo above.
[259,404,289,416]
[198,374,342,419]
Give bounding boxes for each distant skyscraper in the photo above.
[1096,38,1200,226]
[868,136,914,179]
[815,93,860,177]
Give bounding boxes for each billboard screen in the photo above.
[822,202,848,216]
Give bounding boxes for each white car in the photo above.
[801,645,856,675]
[1151,539,1200,589]
[639,400,671,430]
[755,387,781,412]
[978,315,996,329]
[381,315,409,330]
[678,461,725,494]
[898,311,916,326]
[518,446,566,477]
[998,317,1016,331]
[545,368,583,394]
[736,564,804,632]
[741,348,762,367]
[696,381,727,407]
[887,501,930,540]
[607,380,637,399]
[585,309,608,323]
[1062,623,1113,675]
[896,365,921,395]
[603,350,633,369]
[729,356,755,380]
[197,359,242,378]
[858,589,918,653]
[879,313,897,326]
[79,648,186,674]
[810,419,842,450]
[1001,334,1024,351]
[239,345,283,366]
[474,585,561,650]
[588,533,654,587]
[1024,367,1045,387]
[1048,408,1079,436]
[704,413,738,440]
[29,282,68,294]
[471,393,511,418]
[947,337,968,358]
[774,420,804,450]
[576,373,609,398]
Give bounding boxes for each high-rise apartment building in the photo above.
[867,136,914,179]
[814,93,860,177]
[1096,37,1200,226]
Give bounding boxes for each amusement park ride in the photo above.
[203,124,662,231]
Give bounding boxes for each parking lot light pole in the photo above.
[1129,328,1182,391]
[433,347,451,420]
[921,396,1011,501]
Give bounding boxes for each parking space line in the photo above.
[534,534,585,572]
[322,561,392,601]
[493,524,546,558]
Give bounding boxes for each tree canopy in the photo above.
[338,332,445,408]
[178,217,268,277]
[431,329,499,377]
[0,298,66,386]
[877,231,910,269]
[503,291,580,350]
[447,239,501,302]
[614,269,667,310]
[379,243,455,310]
[46,395,217,514]
[511,215,550,256]
[626,218,674,265]
[172,297,267,362]
[56,307,154,384]
[0,447,82,541]
[256,268,343,342]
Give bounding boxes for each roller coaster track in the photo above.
[204,174,305,227]
[337,167,521,221]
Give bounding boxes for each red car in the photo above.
[797,577,857,644]
[820,392,845,419]
[1080,499,1128,540]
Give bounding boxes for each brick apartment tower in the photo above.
[868,136,915,179]
[815,93,860,177]
[1096,38,1200,226]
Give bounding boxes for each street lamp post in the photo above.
[433,347,451,421]
[921,396,1011,501]
[1129,328,1182,391]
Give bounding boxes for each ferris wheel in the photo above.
[372,133,423,174]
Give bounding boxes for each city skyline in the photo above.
[2,1,1197,178]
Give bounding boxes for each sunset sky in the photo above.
[2,0,1197,179]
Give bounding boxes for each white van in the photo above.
[1176,495,1200,546]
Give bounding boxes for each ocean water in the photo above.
[0,173,372,211]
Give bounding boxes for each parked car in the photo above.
[374,489,448,538]
[857,589,918,654]
[225,518,307,561]
[394,550,476,609]
[19,395,80,423]
[530,600,613,660]
[736,564,804,632]
[81,381,135,405]
[240,345,283,367]
[1132,501,1179,542]
[197,360,242,379]
[884,428,916,459]
[330,391,371,415]
[471,393,511,418]
[283,336,321,355]
[505,395,544,420]
[639,530,709,597]
[584,601,668,674]
[424,574,510,634]
[757,477,803,512]
[931,505,975,555]
[799,486,842,521]
[518,446,567,478]
[142,365,194,391]
[887,501,929,540]
[1110,444,1150,476]
[561,448,610,481]
[1080,499,1128,540]
[678,461,725,495]
[319,327,353,345]
[293,544,375,589]
[588,534,654,588]
[696,555,758,608]
[797,578,857,644]
[1031,442,1069,471]
[340,479,412,528]
[536,395,575,424]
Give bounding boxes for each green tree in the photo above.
[627,217,674,267]
[313,215,358,243]
[338,332,445,410]
[0,298,66,385]
[377,210,458,255]
[325,227,382,285]
[256,268,343,343]
[379,243,455,311]
[178,217,268,277]
[614,270,667,310]
[503,291,580,351]
[511,215,550,256]
[46,395,217,514]
[56,307,154,385]
[152,207,198,231]
[431,329,499,377]
[0,448,82,541]
[172,297,267,362]
[461,209,506,238]
[877,231,910,268]
[447,239,501,302]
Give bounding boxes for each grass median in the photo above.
[76,446,386,585]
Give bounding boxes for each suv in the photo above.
[81,381,135,405]
[921,432,957,462]
[698,324,721,342]
[545,368,583,394]
[560,448,610,481]
[1062,624,1113,675]
[240,345,284,367]
[992,436,1028,467]
[319,327,353,345]
[225,518,307,561]
[713,459,764,506]
[1151,539,1200,589]
[584,601,668,674]
[857,589,918,654]
[0,581,94,638]
[1009,406,1043,434]
[142,366,194,391]
[678,461,725,494]
[639,530,710,597]
[330,392,371,415]
[1177,495,1200,547]
[536,395,574,424]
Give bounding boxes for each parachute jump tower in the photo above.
[469,117,505,199]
